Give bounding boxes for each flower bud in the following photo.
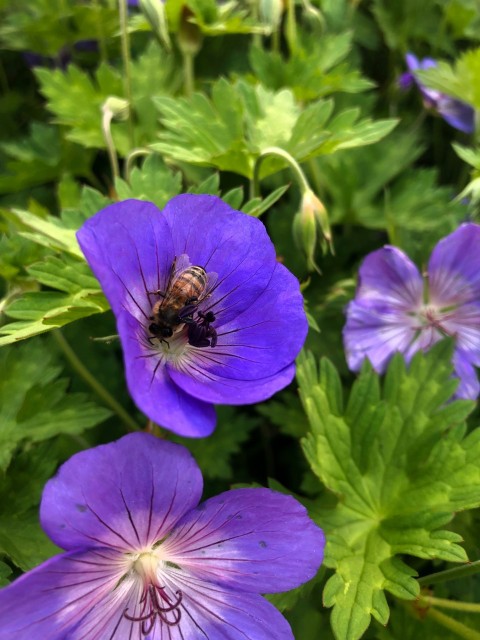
[102,96,130,121]
[259,0,284,31]
[177,6,203,56]
[293,189,333,273]
[139,0,171,50]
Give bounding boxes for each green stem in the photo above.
[183,51,194,97]
[118,0,135,148]
[52,330,141,433]
[421,595,480,614]
[253,147,310,198]
[418,560,480,587]
[124,148,151,182]
[93,0,108,64]
[426,607,480,640]
[285,0,297,54]
[101,108,120,180]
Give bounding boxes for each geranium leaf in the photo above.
[297,342,480,640]
[0,340,112,472]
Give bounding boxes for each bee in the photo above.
[148,255,216,344]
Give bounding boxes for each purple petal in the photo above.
[162,195,278,326]
[118,311,217,436]
[354,246,423,310]
[0,548,130,640]
[40,433,203,551]
[166,263,306,403]
[343,247,423,372]
[145,575,295,639]
[162,488,324,594]
[77,199,176,321]
[168,362,296,404]
[453,349,480,400]
[428,224,480,306]
[398,72,415,91]
[436,96,475,133]
[343,299,419,372]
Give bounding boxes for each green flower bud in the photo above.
[177,6,203,56]
[102,96,130,122]
[259,0,284,31]
[139,0,171,50]
[293,189,333,273]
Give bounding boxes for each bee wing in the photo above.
[171,254,192,279]
[204,270,218,297]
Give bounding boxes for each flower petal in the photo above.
[428,223,480,306]
[41,433,203,551]
[168,362,296,404]
[118,311,217,436]
[453,349,480,400]
[436,96,475,134]
[161,488,324,594]
[343,246,423,372]
[0,548,129,640]
[146,573,295,640]
[77,199,175,321]
[162,194,278,326]
[166,263,306,403]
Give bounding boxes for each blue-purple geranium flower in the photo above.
[343,223,480,399]
[399,53,475,134]
[77,195,307,437]
[0,433,325,640]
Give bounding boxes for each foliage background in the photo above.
[1,1,480,639]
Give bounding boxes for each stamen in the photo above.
[124,585,183,633]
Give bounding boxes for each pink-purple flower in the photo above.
[0,433,325,640]
[76,195,307,437]
[343,223,480,399]
[399,53,475,134]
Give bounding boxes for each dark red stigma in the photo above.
[124,585,183,634]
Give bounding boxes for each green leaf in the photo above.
[416,48,480,109]
[297,343,479,640]
[0,561,12,586]
[0,255,108,346]
[152,78,397,179]
[170,407,258,480]
[249,33,375,101]
[114,154,182,207]
[0,339,112,472]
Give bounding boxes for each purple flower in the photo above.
[343,223,480,399]
[0,433,325,639]
[77,195,307,437]
[399,53,475,134]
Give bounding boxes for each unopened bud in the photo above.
[259,0,284,31]
[293,190,333,273]
[177,6,203,56]
[139,0,171,50]
[102,96,130,121]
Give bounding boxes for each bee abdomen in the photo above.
[173,266,207,299]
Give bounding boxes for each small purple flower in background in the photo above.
[343,223,480,399]
[399,53,475,134]
[77,195,307,437]
[0,433,325,639]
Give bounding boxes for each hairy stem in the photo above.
[53,330,141,433]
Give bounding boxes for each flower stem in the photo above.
[425,606,480,640]
[53,330,141,433]
[253,147,310,197]
[124,148,151,182]
[93,0,108,64]
[285,0,297,53]
[183,51,194,97]
[102,107,120,180]
[420,595,480,614]
[418,560,480,586]
[118,0,135,148]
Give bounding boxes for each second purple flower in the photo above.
[77,195,308,437]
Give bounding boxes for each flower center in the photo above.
[123,552,183,634]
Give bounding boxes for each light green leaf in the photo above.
[152,78,397,179]
[115,154,182,207]
[0,340,112,472]
[297,343,479,640]
[0,255,108,346]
